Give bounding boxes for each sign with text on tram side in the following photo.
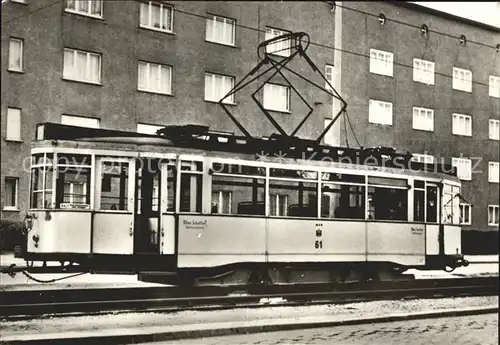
[411,226,424,235]
[183,219,208,230]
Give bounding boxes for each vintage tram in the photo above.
[15,122,469,285]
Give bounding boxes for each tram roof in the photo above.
[34,122,458,178]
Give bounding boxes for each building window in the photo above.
[61,114,100,128]
[270,194,288,216]
[138,61,172,95]
[139,1,173,33]
[490,75,500,98]
[412,107,434,132]
[490,119,500,140]
[413,58,435,85]
[489,162,499,183]
[3,177,19,211]
[452,113,472,136]
[8,38,23,72]
[263,83,290,112]
[65,0,103,18]
[205,73,235,104]
[206,15,235,46]
[459,203,471,225]
[411,153,435,164]
[369,49,393,77]
[488,205,499,226]
[265,27,291,57]
[63,48,101,84]
[137,123,164,135]
[451,157,472,181]
[211,190,232,214]
[452,67,472,92]
[368,99,392,125]
[325,64,334,90]
[6,108,21,142]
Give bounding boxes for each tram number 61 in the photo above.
[315,240,323,249]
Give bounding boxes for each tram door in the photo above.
[134,158,161,254]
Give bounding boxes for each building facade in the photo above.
[333,1,500,233]
[1,0,499,235]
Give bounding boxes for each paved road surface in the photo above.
[147,313,498,345]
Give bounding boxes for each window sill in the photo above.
[412,127,434,133]
[489,181,499,184]
[205,40,238,49]
[369,121,393,126]
[64,9,104,20]
[137,89,174,97]
[7,69,25,74]
[369,70,393,78]
[2,207,20,212]
[489,137,500,141]
[205,99,237,106]
[451,133,472,138]
[9,0,27,5]
[264,108,292,115]
[62,77,103,86]
[4,138,23,143]
[139,25,175,36]
[413,79,435,86]
[452,87,472,93]
[489,94,500,99]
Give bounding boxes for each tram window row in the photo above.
[28,153,462,225]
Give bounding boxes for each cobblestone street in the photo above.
[151,313,498,345]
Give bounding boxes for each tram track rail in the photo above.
[0,276,497,320]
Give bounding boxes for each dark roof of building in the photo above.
[394,1,500,33]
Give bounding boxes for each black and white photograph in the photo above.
[0,1,499,344]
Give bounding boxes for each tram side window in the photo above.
[368,176,408,221]
[426,185,438,223]
[30,154,54,209]
[269,179,317,218]
[321,183,365,219]
[442,184,461,224]
[413,180,425,222]
[211,175,265,215]
[167,165,176,212]
[100,162,129,211]
[55,154,91,209]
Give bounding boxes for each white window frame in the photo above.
[63,48,101,84]
[412,107,434,132]
[413,58,435,85]
[137,61,172,95]
[65,0,103,18]
[204,73,235,104]
[452,67,472,92]
[489,162,499,183]
[8,38,23,72]
[137,123,164,135]
[263,83,290,113]
[489,119,500,140]
[488,205,499,226]
[369,48,393,77]
[452,113,472,137]
[6,107,22,142]
[368,99,393,125]
[3,177,19,211]
[265,27,292,57]
[205,15,236,46]
[139,1,174,33]
[489,75,500,98]
[411,153,435,164]
[451,157,472,181]
[459,203,471,225]
[325,64,334,91]
[61,114,100,128]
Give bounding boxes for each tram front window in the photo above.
[30,153,53,209]
[55,154,91,209]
